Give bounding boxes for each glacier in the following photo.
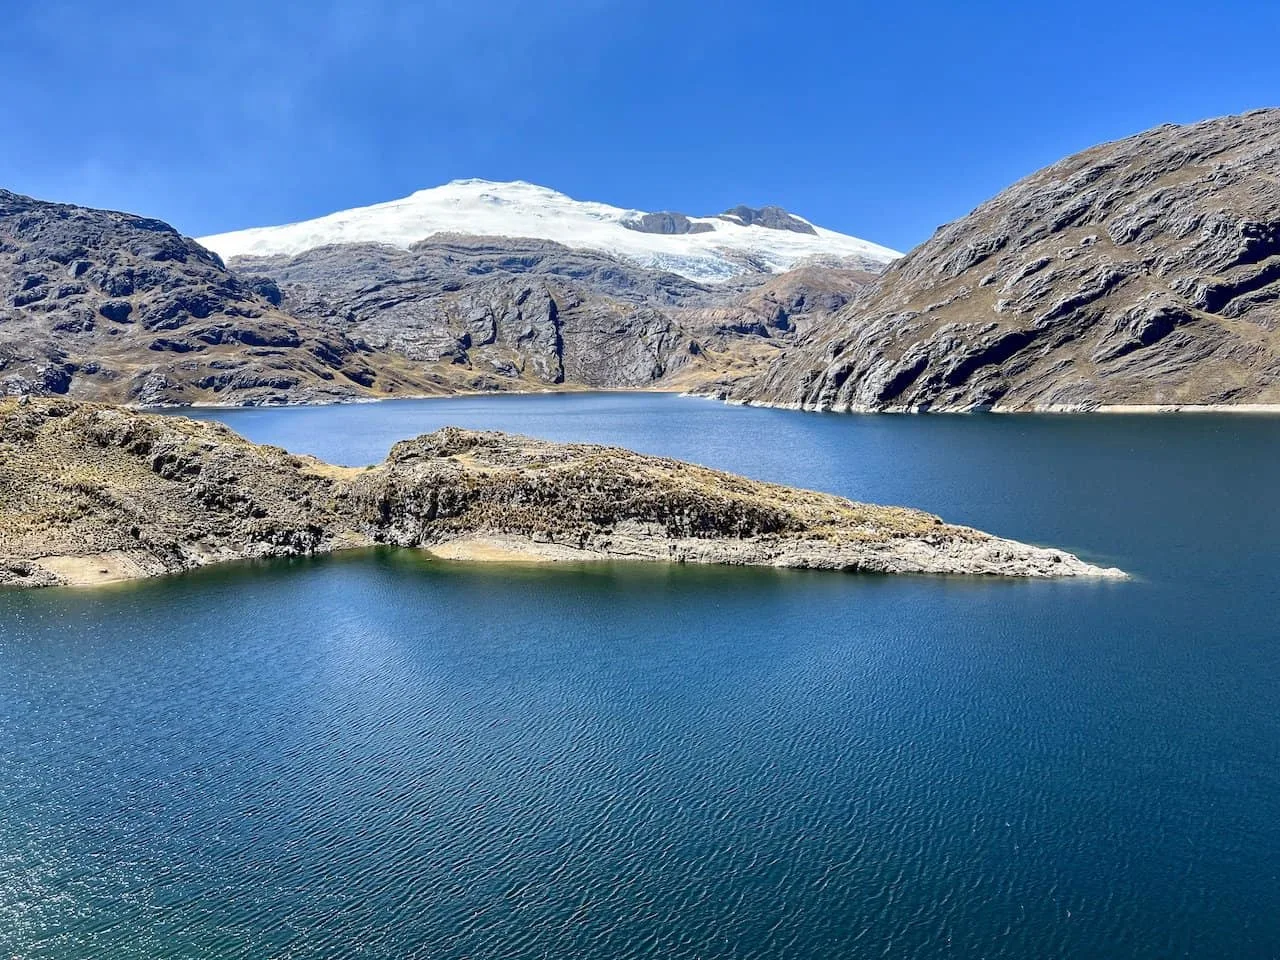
[197,179,900,284]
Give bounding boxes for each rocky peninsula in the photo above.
[0,398,1123,588]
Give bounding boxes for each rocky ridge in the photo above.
[727,109,1280,411]
[0,398,1122,588]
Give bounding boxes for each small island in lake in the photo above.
[0,397,1123,588]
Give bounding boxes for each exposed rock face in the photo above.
[685,266,876,338]
[732,109,1280,411]
[231,239,698,389]
[625,206,818,236]
[623,212,715,235]
[719,205,818,235]
[0,190,396,406]
[229,238,877,393]
[0,398,1122,588]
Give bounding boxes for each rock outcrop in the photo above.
[623,212,715,235]
[728,109,1280,411]
[624,205,816,236]
[718,205,818,235]
[0,398,1123,588]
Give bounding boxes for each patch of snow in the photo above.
[198,180,900,284]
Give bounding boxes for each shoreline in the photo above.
[139,385,663,412]
[139,384,1280,415]
[16,532,1129,591]
[685,393,1280,415]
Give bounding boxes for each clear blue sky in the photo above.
[3,0,1277,252]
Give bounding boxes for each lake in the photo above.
[2,393,1277,958]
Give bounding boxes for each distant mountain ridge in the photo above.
[724,108,1280,411]
[198,179,900,284]
[1,188,883,405]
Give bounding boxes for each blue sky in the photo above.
[2,0,1277,252]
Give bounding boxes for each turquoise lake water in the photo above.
[2,393,1278,958]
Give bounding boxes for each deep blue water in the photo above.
[2,393,1278,958]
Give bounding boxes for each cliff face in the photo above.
[230,239,707,391]
[0,399,1121,588]
[227,239,876,394]
[731,109,1280,411]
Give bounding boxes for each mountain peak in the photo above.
[198,181,899,283]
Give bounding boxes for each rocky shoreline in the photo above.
[0,398,1124,589]
[701,394,1280,415]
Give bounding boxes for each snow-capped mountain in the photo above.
[198,179,900,284]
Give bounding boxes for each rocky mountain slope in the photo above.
[0,398,1121,588]
[0,189,453,405]
[232,238,877,392]
[1,189,882,405]
[199,179,899,283]
[729,108,1280,411]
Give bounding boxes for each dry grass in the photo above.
[1,399,1015,588]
